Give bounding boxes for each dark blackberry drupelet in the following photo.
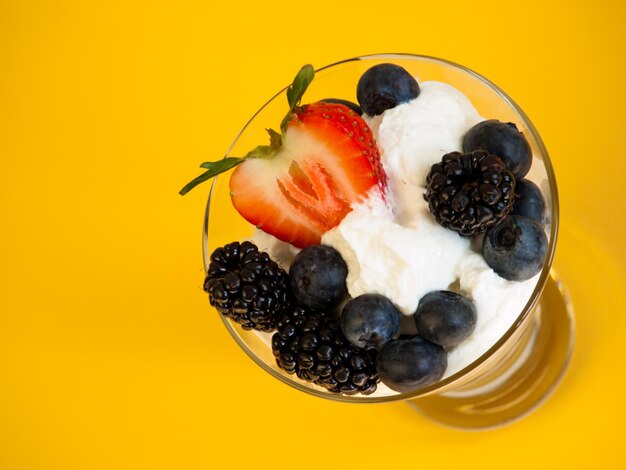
[424,150,516,236]
[272,307,379,395]
[204,241,291,332]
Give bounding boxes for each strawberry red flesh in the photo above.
[230,102,387,248]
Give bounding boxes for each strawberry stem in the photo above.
[180,64,315,195]
[280,64,315,132]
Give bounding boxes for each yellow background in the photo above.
[1,1,625,468]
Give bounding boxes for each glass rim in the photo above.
[202,53,559,403]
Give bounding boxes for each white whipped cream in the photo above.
[321,190,469,316]
[366,81,483,189]
[323,81,482,316]
[448,253,539,369]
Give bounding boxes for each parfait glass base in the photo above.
[408,273,575,430]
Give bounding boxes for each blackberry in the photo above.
[424,150,516,236]
[204,241,291,332]
[272,307,379,395]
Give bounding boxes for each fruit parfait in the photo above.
[181,56,556,399]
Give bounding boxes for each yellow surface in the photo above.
[1,1,625,468]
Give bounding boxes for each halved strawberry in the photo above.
[180,65,387,248]
[230,102,386,247]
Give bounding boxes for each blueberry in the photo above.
[463,120,532,178]
[356,63,419,116]
[320,98,362,115]
[414,291,477,348]
[511,178,546,224]
[340,294,401,350]
[289,245,348,310]
[376,336,447,393]
[482,215,548,281]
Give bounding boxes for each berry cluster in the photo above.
[205,240,482,394]
[425,118,548,281]
[205,243,382,395]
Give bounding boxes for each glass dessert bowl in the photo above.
[200,54,574,429]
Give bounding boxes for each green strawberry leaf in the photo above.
[267,128,283,151]
[179,157,244,195]
[198,157,244,171]
[179,143,279,195]
[280,64,314,132]
[180,64,314,195]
